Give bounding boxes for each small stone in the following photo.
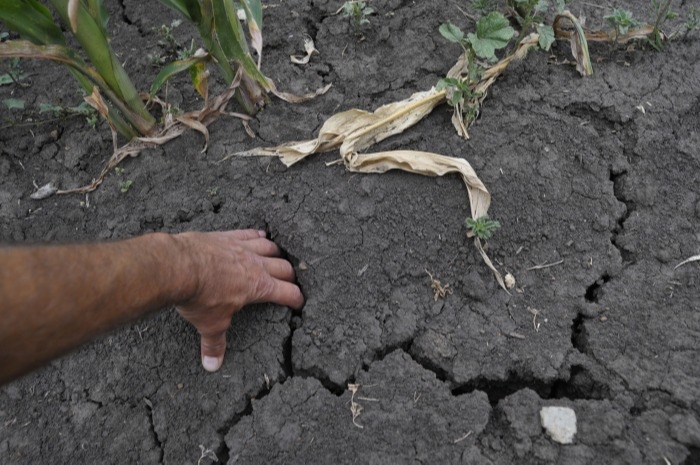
[176,383,184,390]
[540,406,577,444]
[505,273,516,289]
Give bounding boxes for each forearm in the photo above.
[0,233,195,384]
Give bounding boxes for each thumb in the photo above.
[200,331,227,372]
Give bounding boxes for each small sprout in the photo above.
[119,179,133,193]
[507,0,548,45]
[148,52,166,67]
[471,0,495,17]
[176,39,197,60]
[114,167,125,175]
[207,186,220,197]
[604,9,640,37]
[342,1,375,35]
[466,215,501,240]
[156,19,183,54]
[38,101,99,128]
[0,57,28,87]
[649,0,677,50]
[683,8,700,39]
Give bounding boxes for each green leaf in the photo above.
[467,12,515,59]
[3,98,25,109]
[149,54,210,96]
[537,24,555,51]
[155,0,195,21]
[439,22,464,43]
[39,102,64,114]
[0,74,13,85]
[0,0,66,45]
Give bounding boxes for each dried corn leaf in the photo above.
[553,11,593,76]
[674,255,700,270]
[345,150,504,288]
[345,150,490,218]
[233,88,445,165]
[290,36,319,65]
[269,82,332,105]
[445,34,540,138]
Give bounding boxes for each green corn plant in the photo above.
[0,0,157,139]
[155,0,272,114]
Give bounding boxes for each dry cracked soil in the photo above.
[1,1,699,464]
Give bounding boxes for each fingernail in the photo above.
[202,356,222,372]
[257,230,267,237]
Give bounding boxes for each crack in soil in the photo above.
[144,399,164,464]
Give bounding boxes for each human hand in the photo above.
[173,230,304,372]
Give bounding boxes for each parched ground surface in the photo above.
[1,1,699,464]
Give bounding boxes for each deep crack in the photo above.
[584,273,610,303]
[609,168,635,264]
[144,398,164,464]
[571,312,589,354]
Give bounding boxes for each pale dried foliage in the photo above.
[225,39,548,288]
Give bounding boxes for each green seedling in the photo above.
[342,1,374,34]
[507,0,555,50]
[39,101,99,128]
[207,186,220,197]
[148,52,166,67]
[0,31,9,41]
[119,179,133,193]
[466,215,501,241]
[0,57,28,87]
[438,13,514,127]
[436,77,481,121]
[156,19,183,54]
[683,7,700,40]
[605,8,640,42]
[649,0,677,50]
[471,0,494,17]
[114,167,131,192]
[176,39,196,60]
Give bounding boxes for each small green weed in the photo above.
[0,57,28,87]
[114,167,132,193]
[683,7,700,39]
[466,215,501,241]
[156,19,183,55]
[438,12,514,127]
[342,1,374,35]
[605,8,640,42]
[119,179,133,193]
[507,0,555,50]
[471,0,495,17]
[650,0,677,50]
[39,101,99,128]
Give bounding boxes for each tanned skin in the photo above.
[0,229,304,386]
